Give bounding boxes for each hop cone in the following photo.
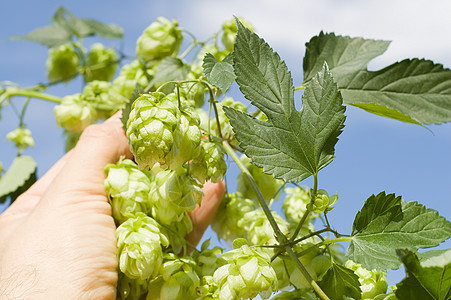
[345,260,388,299]
[116,213,169,280]
[213,240,278,300]
[190,140,227,184]
[136,17,183,62]
[192,240,227,278]
[149,167,203,225]
[197,43,229,63]
[113,59,151,99]
[6,126,34,153]
[46,43,79,83]
[126,92,179,170]
[117,271,148,300]
[237,154,283,203]
[282,186,317,239]
[211,97,247,145]
[104,158,153,224]
[239,209,288,246]
[221,17,254,52]
[54,93,96,132]
[83,80,128,120]
[211,192,255,243]
[147,253,200,300]
[84,43,117,82]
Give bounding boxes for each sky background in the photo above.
[1,0,451,288]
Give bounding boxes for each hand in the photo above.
[0,115,225,299]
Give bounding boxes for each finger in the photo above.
[186,180,226,246]
[37,115,132,208]
[1,151,73,219]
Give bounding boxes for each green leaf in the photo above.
[396,249,451,300]
[317,263,361,300]
[78,19,123,39]
[11,24,71,47]
[0,156,37,203]
[304,32,451,125]
[347,194,451,271]
[150,57,191,87]
[225,20,346,182]
[202,53,235,93]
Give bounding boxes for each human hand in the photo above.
[0,115,225,299]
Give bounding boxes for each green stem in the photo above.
[19,97,31,127]
[296,236,353,258]
[1,87,62,104]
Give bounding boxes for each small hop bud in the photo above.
[190,140,227,184]
[211,192,256,243]
[104,158,153,224]
[213,241,278,300]
[83,80,128,120]
[311,189,338,213]
[136,17,183,62]
[126,92,179,170]
[6,126,34,153]
[345,260,388,299]
[84,43,117,82]
[46,43,79,83]
[147,253,200,300]
[221,17,254,52]
[54,93,96,132]
[113,59,151,99]
[149,167,203,225]
[116,213,169,280]
[237,154,283,203]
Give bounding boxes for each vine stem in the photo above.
[222,140,330,300]
[1,87,62,104]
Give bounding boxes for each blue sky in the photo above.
[1,0,451,287]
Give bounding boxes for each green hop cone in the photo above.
[149,167,203,225]
[84,43,118,82]
[46,43,79,83]
[221,17,254,52]
[190,140,227,184]
[54,93,96,132]
[113,59,151,99]
[237,154,283,203]
[117,270,148,300]
[83,80,128,120]
[211,97,247,145]
[213,240,278,300]
[116,213,169,280]
[345,260,388,299]
[136,17,183,62]
[192,240,227,278]
[310,189,338,213]
[147,253,200,300]
[282,186,317,239]
[211,192,256,243]
[126,92,179,170]
[196,275,220,299]
[197,43,229,63]
[104,158,153,224]
[239,209,288,246]
[271,290,319,300]
[6,126,34,153]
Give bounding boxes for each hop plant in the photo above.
[239,209,288,246]
[46,43,79,83]
[54,93,96,132]
[213,239,278,300]
[190,140,227,184]
[237,154,283,203]
[104,158,153,224]
[117,271,148,300]
[84,43,118,82]
[211,97,247,144]
[136,17,183,62]
[147,253,200,300]
[126,92,179,170]
[221,17,254,52]
[271,290,319,300]
[116,213,169,280]
[345,260,388,299]
[310,189,338,213]
[113,59,151,99]
[149,166,203,226]
[83,80,128,119]
[197,43,230,64]
[6,126,34,153]
[192,240,227,278]
[282,186,317,239]
[211,192,256,243]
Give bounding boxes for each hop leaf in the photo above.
[104,158,153,224]
[136,17,183,62]
[116,213,169,280]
